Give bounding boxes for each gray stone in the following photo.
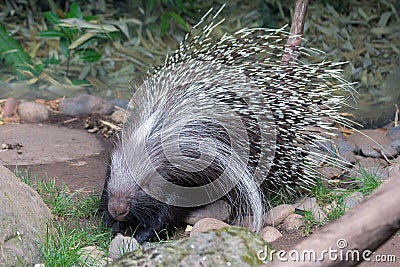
[184,200,231,225]
[334,140,356,153]
[190,218,229,237]
[389,139,400,153]
[58,94,113,116]
[109,226,270,266]
[340,151,358,164]
[79,245,111,266]
[108,234,140,260]
[318,166,343,179]
[347,130,397,158]
[263,204,295,226]
[259,226,282,242]
[357,157,388,168]
[387,126,400,140]
[2,97,18,118]
[110,110,126,123]
[0,165,52,266]
[109,98,129,109]
[294,197,326,222]
[282,213,304,231]
[17,101,49,123]
[346,165,389,183]
[344,192,364,210]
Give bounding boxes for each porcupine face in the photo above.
[101,143,175,242]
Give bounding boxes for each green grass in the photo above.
[301,167,383,234]
[14,168,112,266]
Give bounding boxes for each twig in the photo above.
[281,0,309,64]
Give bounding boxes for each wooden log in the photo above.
[267,166,400,266]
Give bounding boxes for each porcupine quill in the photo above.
[99,6,354,243]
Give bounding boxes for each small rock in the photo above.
[108,234,140,260]
[343,192,364,210]
[184,200,231,225]
[109,98,129,109]
[387,126,400,140]
[389,139,400,153]
[79,246,110,266]
[362,144,398,158]
[282,214,304,231]
[346,165,389,183]
[110,110,126,123]
[347,130,397,158]
[190,218,229,237]
[340,151,358,164]
[263,204,295,226]
[58,94,113,116]
[334,140,356,153]
[2,97,18,118]
[17,101,49,123]
[294,197,326,222]
[259,226,282,242]
[357,157,388,168]
[318,166,343,179]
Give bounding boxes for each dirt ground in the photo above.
[0,116,398,266]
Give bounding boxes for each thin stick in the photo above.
[281,0,310,64]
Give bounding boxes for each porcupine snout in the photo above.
[108,193,130,221]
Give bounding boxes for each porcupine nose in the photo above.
[108,200,130,221]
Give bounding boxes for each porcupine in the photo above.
[99,7,353,243]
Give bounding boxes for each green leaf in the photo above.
[67,2,83,19]
[0,24,33,80]
[168,12,188,30]
[76,49,101,62]
[37,29,65,38]
[59,37,70,57]
[174,0,186,11]
[146,0,157,14]
[33,64,44,76]
[44,12,61,25]
[160,13,169,36]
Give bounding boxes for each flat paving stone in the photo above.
[0,124,104,165]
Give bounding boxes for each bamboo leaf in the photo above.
[0,24,33,79]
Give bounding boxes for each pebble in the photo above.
[343,192,364,210]
[282,214,304,231]
[334,140,357,153]
[340,151,358,164]
[184,200,231,225]
[17,101,49,122]
[263,204,295,226]
[347,164,389,182]
[294,197,326,222]
[2,97,18,118]
[108,234,140,260]
[259,226,282,242]
[318,166,343,179]
[110,110,126,123]
[79,245,111,266]
[389,139,400,153]
[109,98,129,109]
[58,94,113,116]
[387,126,400,140]
[190,218,229,237]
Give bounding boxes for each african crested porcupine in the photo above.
[99,8,353,243]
